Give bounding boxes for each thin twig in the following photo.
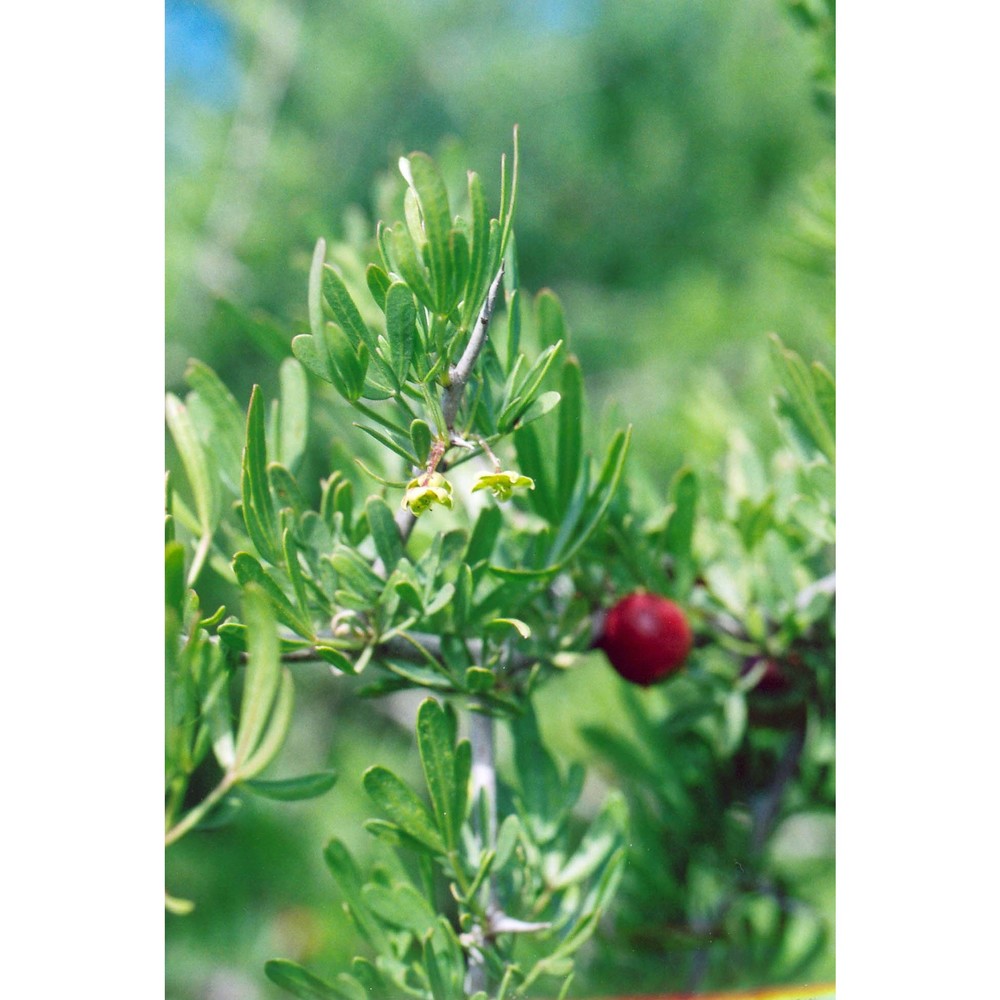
[229,629,536,673]
[442,265,505,430]
[467,709,497,995]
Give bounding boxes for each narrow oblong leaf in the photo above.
[557,356,583,509]
[416,698,458,850]
[322,264,378,357]
[365,263,391,310]
[238,668,294,780]
[389,224,436,311]
[499,341,564,431]
[233,584,282,767]
[513,389,561,429]
[264,959,345,1000]
[366,496,403,573]
[549,426,632,567]
[183,360,245,494]
[461,170,490,328]
[465,504,502,568]
[232,551,314,640]
[277,357,309,471]
[536,288,567,348]
[241,386,282,565]
[363,765,446,854]
[384,281,416,384]
[514,423,557,523]
[499,124,520,259]
[353,422,420,467]
[322,839,390,952]
[486,617,531,639]
[314,645,359,675]
[511,704,562,844]
[165,393,218,534]
[769,333,835,462]
[362,882,437,938]
[307,238,327,338]
[550,791,627,889]
[405,152,453,313]
[448,228,470,311]
[245,770,338,801]
[410,419,433,466]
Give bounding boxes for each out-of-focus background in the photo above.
[165,0,834,995]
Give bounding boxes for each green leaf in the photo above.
[494,814,522,871]
[451,563,472,632]
[462,171,490,328]
[314,644,359,675]
[499,341,564,431]
[423,581,455,618]
[307,238,327,339]
[514,389,561,429]
[536,288,567,348]
[265,959,349,1000]
[362,882,437,938]
[409,419,433,466]
[664,466,698,596]
[384,281,416,384]
[424,920,466,1000]
[233,585,283,768]
[277,357,309,471]
[268,464,307,518]
[403,153,453,313]
[322,264,378,358]
[363,765,446,854]
[165,541,186,615]
[353,422,420,467]
[549,426,632,567]
[329,547,384,601]
[556,356,583,509]
[165,393,218,536]
[465,504,502,568]
[366,496,403,573]
[246,770,338,801]
[498,125,519,260]
[389,223,436,312]
[291,322,367,401]
[550,791,627,889]
[183,360,245,494]
[365,263,391,309]
[322,839,390,952]
[232,551,314,640]
[465,667,495,693]
[511,703,563,844]
[513,423,557,523]
[282,525,313,623]
[486,617,531,639]
[505,285,521,372]
[769,334,835,463]
[241,386,282,565]
[448,228,470,311]
[239,668,294,780]
[416,698,460,850]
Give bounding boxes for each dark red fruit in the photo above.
[595,592,693,686]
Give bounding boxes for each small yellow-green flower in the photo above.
[471,470,535,502]
[401,472,454,516]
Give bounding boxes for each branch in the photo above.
[750,724,807,854]
[442,265,505,430]
[466,709,497,995]
[272,630,536,673]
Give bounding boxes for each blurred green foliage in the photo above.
[165,0,833,996]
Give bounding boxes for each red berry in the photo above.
[596,592,693,686]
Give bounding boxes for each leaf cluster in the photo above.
[266,698,625,1000]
